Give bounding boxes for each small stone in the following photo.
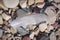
[19,0,27,8]
[28,0,34,6]
[3,0,19,8]
[35,0,44,3]
[50,32,56,40]
[57,4,60,9]
[0,15,3,24]
[0,29,3,37]
[0,2,8,10]
[0,10,3,14]
[45,6,57,24]
[36,3,45,8]
[54,0,60,3]
[2,13,11,21]
[39,23,47,32]
[34,28,40,36]
[10,28,17,34]
[29,32,34,39]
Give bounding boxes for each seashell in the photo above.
[3,0,19,8]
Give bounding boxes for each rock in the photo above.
[39,23,47,32]
[0,15,3,24]
[19,0,27,8]
[50,32,56,40]
[3,0,19,8]
[2,13,11,21]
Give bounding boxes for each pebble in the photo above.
[0,29,3,37]
[54,0,60,3]
[50,32,56,40]
[19,0,27,8]
[3,0,19,8]
[35,0,44,3]
[0,15,3,24]
[39,23,47,32]
[28,0,34,6]
[2,13,11,21]
[0,2,8,10]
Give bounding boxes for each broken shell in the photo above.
[3,0,19,8]
[19,0,27,8]
[0,15,3,24]
[2,13,11,21]
[39,23,47,32]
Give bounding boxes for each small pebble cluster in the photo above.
[0,0,60,40]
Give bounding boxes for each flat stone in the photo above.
[2,13,11,21]
[0,15,3,24]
